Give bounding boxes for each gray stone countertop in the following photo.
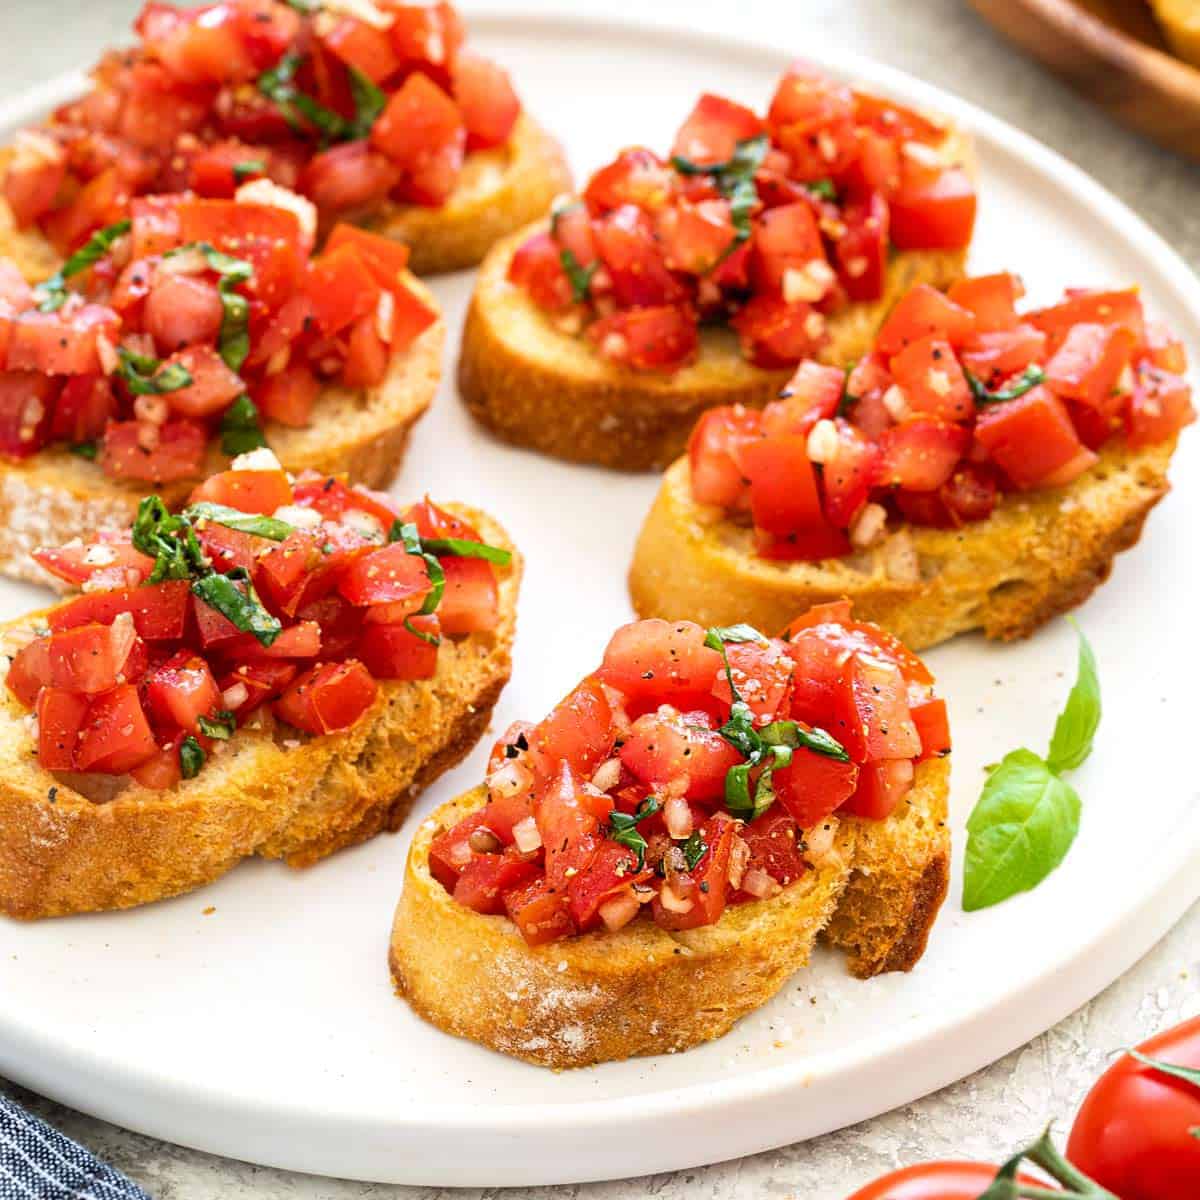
[0,1,1197,1196]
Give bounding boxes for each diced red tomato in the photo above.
[75,684,158,774]
[324,224,410,290]
[876,419,969,491]
[143,650,222,737]
[298,141,401,215]
[947,273,1023,332]
[711,638,794,723]
[566,841,652,930]
[143,273,224,355]
[47,581,190,642]
[452,849,540,915]
[1126,364,1195,448]
[876,284,976,356]
[651,812,737,930]
[387,2,465,75]
[960,325,1047,385]
[584,147,673,215]
[774,747,859,828]
[818,418,882,527]
[273,660,378,735]
[6,305,119,376]
[3,147,66,228]
[370,73,465,205]
[507,231,573,311]
[842,758,915,819]
[890,165,976,250]
[731,293,824,367]
[687,405,762,507]
[655,198,735,275]
[342,315,390,389]
[304,243,382,336]
[834,190,888,302]
[910,696,951,760]
[619,710,741,802]
[587,305,698,372]
[671,93,763,165]
[452,52,520,150]
[528,678,614,780]
[33,533,153,589]
[598,620,723,707]
[255,362,319,427]
[355,615,440,679]
[100,419,207,483]
[504,876,575,945]
[974,386,1095,489]
[594,204,685,308]
[1030,288,1145,350]
[766,64,857,180]
[752,202,826,296]
[160,344,245,418]
[0,372,56,459]
[191,467,293,514]
[740,434,827,536]
[337,542,430,608]
[36,687,90,771]
[1044,323,1137,412]
[888,336,972,422]
[321,16,400,83]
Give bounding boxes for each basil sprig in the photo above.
[36,218,131,312]
[197,710,236,740]
[607,796,661,870]
[346,67,386,140]
[704,625,848,821]
[560,249,596,303]
[391,521,447,647]
[672,133,769,251]
[180,735,206,779]
[220,395,267,456]
[681,831,708,870]
[967,363,1046,407]
[167,243,253,371]
[116,347,193,397]
[185,501,293,542]
[232,159,267,183]
[131,496,282,646]
[258,55,384,145]
[962,621,1100,911]
[418,536,513,566]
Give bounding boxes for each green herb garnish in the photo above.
[185,502,293,542]
[966,363,1046,407]
[392,521,446,647]
[258,52,350,142]
[180,736,206,779]
[703,624,848,820]
[219,394,267,456]
[197,710,237,740]
[36,219,132,312]
[69,441,98,461]
[193,569,282,647]
[805,178,838,202]
[347,66,386,140]
[962,621,1099,911]
[681,831,708,871]
[116,347,193,397]
[167,243,253,371]
[232,159,267,182]
[672,134,769,252]
[418,536,512,566]
[560,248,596,303]
[607,796,661,870]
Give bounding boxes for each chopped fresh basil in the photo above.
[681,831,707,870]
[966,363,1046,407]
[672,134,769,251]
[418,536,512,566]
[806,178,838,202]
[347,66,386,140]
[259,52,349,142]
[180,735,206,779]
[116,347,193,397]
[220,394,267,456]
[393,521,445,646]
[962,624,1099,912]
[69,441,98,461]
[607,796,661,870]
[232,159,267,183]
[560,248,596,303]
[704,624,767,650]
[172,243,253,371]
[186,502,293,542]
[36,218,132,312]
[197,710,237,741]
[192,569,282,647]
[759,719,849,763]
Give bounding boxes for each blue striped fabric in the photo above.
[0,1093,150,1200]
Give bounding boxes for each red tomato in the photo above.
[835,190,889,302]
[752,203,826,296]
[47,581,191,642]
[370,73,465,205]
[321,17,400,83]
[737,810,807,889]
[255,362,319,427]
[355,615,440,680]
[143,650,222,737]
[190,467,293,514]
[3,148,66,228]
[876,284,976,357]
[387,2,465,75]
[1067,1015,1200,1200]
[594,204,685,308]
[619,710,741,802]
[1044,323,1137,411]
[819,419,882,527]
[273,660,378,735]
[143,273,224,355]
[877,419,969,492]
[1126,363,1195,448]
[655,198,735,275]
[766,63,857,180]
[687,405,763,507]
[960,325,1047,386]
[597,620,723,707]
[36,688,90,771]
[773,747,859,827]
[337,543,430,608]
[888,336,972,422]
[731,293,824,367]
[651,812,737,930]
[437,557,499,634]
[1030,288,1145,350]
[452,849,540,915]
[324,224,411,290]
[528,678,614,779]
[101,418,208,483]
[508,231,573,311]
[587,305,698,372]
[33,533,153,589]
[304,243,382,335]
[671,92,763,165]
[843,758,915,819]
[75,684,158,773]
[852,653,921,759]
[130,196,183,259]
[845,1162,1045,1200]
[584,147,673,215]
[451,52,520,150]
[536,762,603,889]
[566,841,652,930]
[740,435,826,536]
[974,386,1095,490]
[890,165,976,250]
[6,305,119,376]
[299,141,401,215]
[342,315,390,389]
[947,273,1023,332]
[0,372,56,459]
[161,345,244,418]
[910,696,951,760]
[504,876,575,945]
[711,638,794,723]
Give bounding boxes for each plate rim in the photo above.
[1,6,1198,1184]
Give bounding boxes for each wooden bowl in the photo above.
[969,0,1200,160]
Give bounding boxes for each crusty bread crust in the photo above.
[0,506,520,920]
[456,125,974,472]
[629,439,1176,651]
[0,275,443,589]
[0,115,572,281]
[389,757,949,1069]
[356,114,572,275]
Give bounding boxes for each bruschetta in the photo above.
[0,189,442,586]
[458,65,976,470]
[390,606,951,1068]
[0,456,520,919]
[0,0,571,277]
[629,276,1193,649]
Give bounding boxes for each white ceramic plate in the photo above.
[0,7,1198,1189]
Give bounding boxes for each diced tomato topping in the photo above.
[672,93,764,166]
[75,685,158,774]
[587,305,698,372]
[842,758,915,820]
[451,52,520,151]
[370,73,465,205]
[974,386,1094,490]
[273,660,378,735]
[191,467,293,514]
[100,420,207,483]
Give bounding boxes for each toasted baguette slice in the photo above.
[457,125,974,472]
[0,115,571,282]
[389,756,949,1069]
[0,275,443,589]
[629,439,1175,651]
[0,506,519,920]
[354,114,572,275]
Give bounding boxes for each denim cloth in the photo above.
[0,1093,151,1200]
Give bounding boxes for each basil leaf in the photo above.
[132,495,208,583]
[560,248,596,303]
[192,570,282,647]
[672,134,767,249]
[759,719,849,764]
[36,218,132,311]
[681,831,707,870]
[1046,622,1100,774]
[186,502,293,542]
[258,52,349,142]
[806,178,837,201]
[197,710,236,741]
[232,159,267,182]
[69,441,98,461]
[1128,1050,1200,1089]
[180,736,206,780]
[962,749,1081,911]
[347,66,386,140]
[116,347,193,397]
[704,624,767,649]
[175,243,253,371]
[220,394,267,455]
[608,796,661,869]
[419,536,512,565]
[391,521,445,644]
[966,363,1046,407]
